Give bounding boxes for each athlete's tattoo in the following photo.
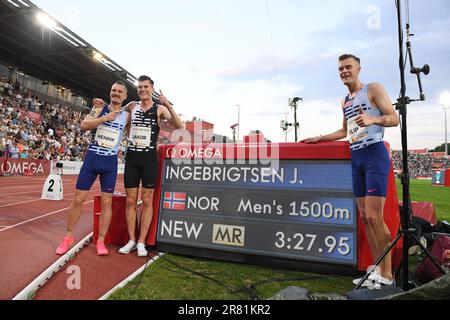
[89,107,101,118]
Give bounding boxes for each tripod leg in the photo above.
[410,233,447,276]
[353,232,402,290]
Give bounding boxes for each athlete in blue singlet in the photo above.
[302,54,399,286]
[55,81,129,256]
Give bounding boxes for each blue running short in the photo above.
[76,151,118,193]
[350,141,390,198]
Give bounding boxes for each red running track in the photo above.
[0,174,149,300]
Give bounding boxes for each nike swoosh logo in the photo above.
[368,189,377,193]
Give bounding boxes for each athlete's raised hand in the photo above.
[355,108,375,127]
[102,110,121,122]
[92,98,105,108]
[88,98,106,119]
[158,90,173,108]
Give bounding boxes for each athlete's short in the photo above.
[76,151,118,193]
[124,150,158,189]
[350,141,390,198]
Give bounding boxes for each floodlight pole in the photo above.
[236,104,241,143]
[289,98,302,142]
[444,105,449,155]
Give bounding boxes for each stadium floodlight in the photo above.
[15,0,30,7]
[5,0,30,8]
[440,91,450,156]
[36,12,57,30]
[5,0,20,8]
[93,51,104,61]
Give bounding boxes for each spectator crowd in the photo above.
[392,150,450,178]
[0,77,113,162]
[0,77,174,164]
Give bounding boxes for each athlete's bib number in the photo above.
[130,126,152,147]
[95,126,120,149]
[347,118,368,143]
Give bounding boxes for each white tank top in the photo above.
[127,102,160,153]
[343,85,384,151]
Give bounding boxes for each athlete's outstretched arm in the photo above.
[301,100,347,143]
[80,99,120,131]
[123,101,137,113]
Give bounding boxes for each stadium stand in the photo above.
[0,0,139,102]
[392,150,450,178]
[0,77,177,165]
[1,83,91,162]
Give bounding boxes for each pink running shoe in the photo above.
[55,236,74,255]
[96,241,109,256]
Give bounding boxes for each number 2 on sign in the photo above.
[48,179,55,192]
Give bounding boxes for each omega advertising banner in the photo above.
[0,158,51,176]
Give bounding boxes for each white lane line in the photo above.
[0,184,128,230]
[12,233,93,300]
[0,190,43,197]
[99,253,164,300]
[0,185,112,208]
[0,183,50,188]
[0,192,81,208]
[0,180,124,189]
[0,186,126,207]
[0,183,123,197]
[0,200,94,233]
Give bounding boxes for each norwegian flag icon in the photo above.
[163,192,186,211]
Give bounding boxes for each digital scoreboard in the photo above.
[155,143,360,274]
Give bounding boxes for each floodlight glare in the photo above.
[93,52,104,61]
[36,12,57,30]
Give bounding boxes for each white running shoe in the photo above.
[137,242,148,257]
[373,274,394,286]
[119,240,137,254]
[352,272,378,286]
[353,273,395,288]
[352,265,380,286]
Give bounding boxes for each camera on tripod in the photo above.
[288,97,302,107]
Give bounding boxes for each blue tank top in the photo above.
[343,85,384,151]
[88,105,128,156]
